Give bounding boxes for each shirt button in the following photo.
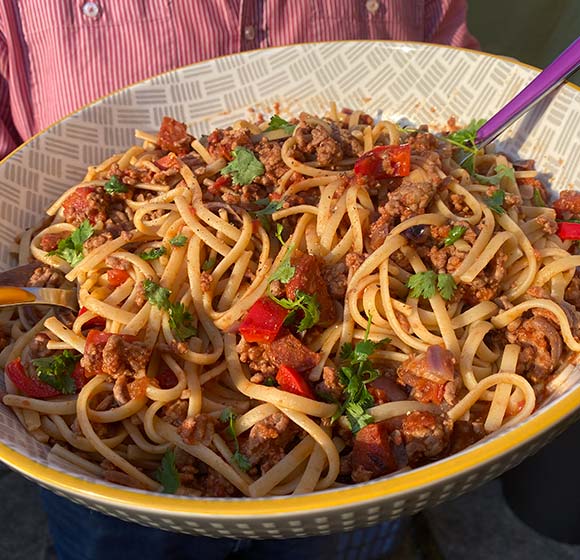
[365,0,380,14]
[244,25,256,41]
[82,1,101,19]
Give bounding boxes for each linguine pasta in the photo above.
[1,105,578,497]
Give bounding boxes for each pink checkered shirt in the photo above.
[0,0,479,158]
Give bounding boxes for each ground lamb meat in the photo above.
[267,332,320,373]
[28,332,54,360]
[0,326,9,352]
[449,420,485,454]
[240,412,299,473]
[207,128,253,161]
[162,400,188,427]
[506,315,563,384]
[204,468,237,497]
[294,115,363,167]
[565,272,580,311]
[315,366,344,400]
[351,421,401,483]
[178,413,216,446]
[535,214,558,235]
[81,334,152,380]
[63,186,110,227]
[26,265,66,288]
[39,232,68,252]
[552,190,580,218]
[401,411,450,467]
[157,116,193,156]
[397,345,459,406]
[461,250,508,304]
[254,138,288,185]
[237,339,276,378]
[286,253,336,325]
[322,261,348,300]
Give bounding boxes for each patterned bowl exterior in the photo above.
[1,41,580,538]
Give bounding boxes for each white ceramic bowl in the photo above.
[1,41,580,538]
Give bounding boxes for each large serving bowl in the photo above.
[1,41,580,538]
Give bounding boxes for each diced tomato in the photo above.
[354,145,411,180]
[62,186,99,225]
[156,367,178,389]
[238,297,289,343]
[78,307,106,328]
[557,222,580,240]
[5,358,61,398]
[415,377,446,405]
[154,152,181,171]
[158,116,192,156]
[276,364,316,399]
[71,362,87,390]
[107,268,130,288]
[208,175,231,195]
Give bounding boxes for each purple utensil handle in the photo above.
[476,35,580,147]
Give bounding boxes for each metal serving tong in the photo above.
[0,263,78,311]
[475,35,580,149]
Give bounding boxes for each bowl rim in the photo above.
[1,40,580,517]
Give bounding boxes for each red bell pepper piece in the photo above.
[354,144,411,180]
[5,358,61,398]
[78,306,106,328]
[276,364,316,400]
[557,222,580,240]
[107,268,130,288]
[238,297,289,343]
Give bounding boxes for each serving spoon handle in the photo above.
[475,35,580,148]
[0,286,78,311]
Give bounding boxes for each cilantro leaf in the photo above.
[48,220,94,267]
[104,175,128,194]
[143,279,171,310]
[202,257,215,271]
[474,164,516,186]
[444,225,467,247]
[168,302,197,341]
[143,280,197,340]
[141,246,166,261]
[155,450,179,494]
[407,271,438,299]
[533,188,546,207]
[268,246,296,284]
[252,198,284,217]
[32,350,80,395]
[437,273,457,301]
[266,115,296,135]
[271,290,320,333]
[484,189,506,215]
[263,377,278,387]
[274,223,284,244]
[169,235,187,247]
[442,119,486,173]
[334,318,388,434]
[220,146,265,186]
[219,408,250,471]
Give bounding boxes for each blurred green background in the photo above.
[468,0,580,86]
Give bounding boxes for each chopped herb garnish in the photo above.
[484,189,506,215]
[202,257,215,271]
[265,115,296,135]
[169,234,188,247]
[103,175,128,194]
[533,188,546,207]
[32,350,81,395]
[140,246,167,261]
[268,246,296,284]
[220,146,265,186]
[441,119,486,173]
[219,408,251,471]
[474,164,516,186]
[155,450,179,494]
[271,290,320,333]
[143,279,171,309]
[334,318,388,433]
[142,280,196,341]
[251,197,285,231]
[407,271,457,301]
[444,225,467,247]
[437,273,457,301]
[48,219,94,267]
[263,377,278,387]
[274,223,284,244]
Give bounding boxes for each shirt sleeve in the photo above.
[425,0,480,50]
[0,30,22,160]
